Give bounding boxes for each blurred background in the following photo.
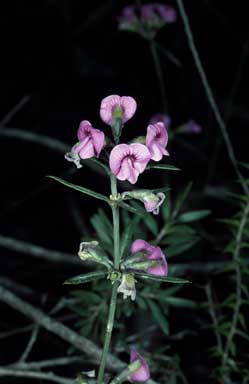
[0,1,249,383]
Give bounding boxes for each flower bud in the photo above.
[128,348,150,382]
[78,241,112,269]
[122,190,165,215]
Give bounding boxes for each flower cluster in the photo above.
[65,94,170,187]
[118,3,177,39]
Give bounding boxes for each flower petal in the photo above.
[76,139,95,159]
[148,251,168,276]
[129,348,150,382]
[130,239,152,254]
[120,96,137,123]
[91,129,105,157]
[109,144,130,176]
[77,120,92,141]
[100,95,121,125]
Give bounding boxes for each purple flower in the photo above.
[118,3,176,39]
[140,4,155,21]
[146,122,169,161]
[182,119,202,134]
[120,5,137,23]
[128,348,150,382]
[155,4,177,23]
[100,95,137,126]
[65,120,104,167]
[109,143,151,184]
[131,239,168,276]
[149,113,171,127]
[141,3,177,24]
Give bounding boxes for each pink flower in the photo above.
[65,121,104,167]
[109,143,151,184]
[131,239,168,276]
[146,122,169,161]
[74,120,104,159]
[100,95,137,126]
[128,348,150,382]
[141,3,177,24]
[140,4,155,21]
[155,4,177,23]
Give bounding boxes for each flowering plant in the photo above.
[49,94,190,383]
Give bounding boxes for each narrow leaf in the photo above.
[120,216,140,258]
[147,299,169,335]
[118,201,146,217]
[173,182,193,218]
[64,271,106,285]
[133,272,191,284]
[178,210,211,223]
[147,163,181,172]
[47,176,110,204]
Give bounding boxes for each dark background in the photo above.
[0,0,249,383]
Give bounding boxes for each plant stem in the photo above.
[111,175,120,268]
[205,282,223,356]
[149,39,168,113]
[97,175,120,384]
[175,0,249,195]
[221,197,249,379]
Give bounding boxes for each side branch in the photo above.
[0,286,125,372]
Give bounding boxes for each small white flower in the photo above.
[117,273,136,301]
[64,151,82,169]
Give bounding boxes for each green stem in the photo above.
[97,175,120,384]
[221,197,249,379]
[111,175,120,268]
[175,0,249,195]
[149,39,168,113]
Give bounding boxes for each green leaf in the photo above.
[118,201,146,217]
[162,193,171,221]
[144,215,158,236]
[173,182,193,218]
[133,272,191,284]
[147,299,169,335]
[136,296,148,311]
[64,271,106,285]
[47,176,110,204]
[120,216,140,258]
[161,296,196,307]
[147,163,181,172]
[164,237,199,257]
[91,211,113,249]
[178,210,211,223]
[236,329,249,342]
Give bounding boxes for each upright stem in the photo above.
[97,175,120,384]
[221,197,249,379]
[149,39,168,113]
[111,175,120,268]
[176,0,249,195]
